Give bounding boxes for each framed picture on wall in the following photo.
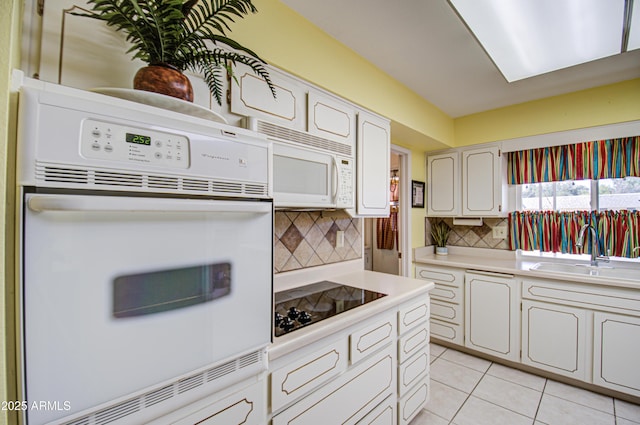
[412,180,425,208]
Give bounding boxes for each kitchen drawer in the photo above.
[398,324,429,364]
[350,312,396,364]
[398,378,429,425]
[271,338,349,413]
[430,282,463,304]
[522,279,640,314]
[416,265,464,288]
[430,299,463,324]
[356,395,396,425]
[398,298,429,335]
[398,350,429,397]
[272,345,396,425]
[430,318,464,345]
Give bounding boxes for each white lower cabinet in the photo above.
[593,312,640,397]
[521,300,588,380]
[157,379,266,425]
[465,271,519,362]
[356,396,396,425]
[398,380,429,425]
[415,265,464,345]
[397,299,430,425]
[269,294,431,425]
[272,345,396,425]
[270,338,349,413]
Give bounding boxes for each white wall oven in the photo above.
[15,78,273,425]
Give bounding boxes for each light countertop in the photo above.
[413,246,640,289]
[270,262,434,360]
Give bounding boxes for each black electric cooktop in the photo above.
[274,281,387,337]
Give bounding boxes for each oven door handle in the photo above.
[27,194,272,214]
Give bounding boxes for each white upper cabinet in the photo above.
[462,146,504,216]
[307,90,356,145]
[356,111,390,217]
[427,152,460,216]
[427,145,505,217]
[230,64,307,131]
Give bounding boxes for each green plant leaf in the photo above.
[74,0,275,105]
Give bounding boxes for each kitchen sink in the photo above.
[530,262,640,282]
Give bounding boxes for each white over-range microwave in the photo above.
[245,117,354,209]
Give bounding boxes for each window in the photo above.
[519,177,640,212]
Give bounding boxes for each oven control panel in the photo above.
[80,119,190,169]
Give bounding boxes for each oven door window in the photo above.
[113,262,231,318]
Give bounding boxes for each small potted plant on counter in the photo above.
[431,221,451,255]
[75,0,275,105]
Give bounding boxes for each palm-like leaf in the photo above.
[73,0,275,105]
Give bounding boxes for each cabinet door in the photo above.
[272,345,395,425]
[430,318,463,345]
[230,64,307,130]
[356,111,390,216]
[465,272,519,361]
[308,90,356,144]
[271,338,349,413]
[426,152,459,216]
[461,146,503,216]
[521,300,588,381]
[593,312,640,397]
[397,379,429,425]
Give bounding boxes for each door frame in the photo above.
[391,144,411,277]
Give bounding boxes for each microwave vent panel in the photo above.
[256,120,352,157]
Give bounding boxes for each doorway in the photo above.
[364,145,411,276]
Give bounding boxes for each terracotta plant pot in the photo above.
[133,63,194,102]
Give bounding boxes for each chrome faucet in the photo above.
[576,224,608,266]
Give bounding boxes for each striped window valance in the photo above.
[509,210,639,258]
[508,136,640,185]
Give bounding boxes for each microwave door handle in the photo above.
[27,194,272,214]
[332,157,339,201]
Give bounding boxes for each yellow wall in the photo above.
[232,0,455,149]
[455,79,640,146]
[1,0,639,416]
[1,0,21,423]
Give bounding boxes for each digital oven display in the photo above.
[126,133,152,146]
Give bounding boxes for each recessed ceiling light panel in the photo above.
[449,0,627,81]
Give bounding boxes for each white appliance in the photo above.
[16,78,273,425]
[245,117,354,209]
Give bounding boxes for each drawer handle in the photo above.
[466,270,514,279]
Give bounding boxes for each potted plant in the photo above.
[431,221,450,255]
[75,0,275,104]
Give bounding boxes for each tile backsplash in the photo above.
[274,211,362,273]
[426,217,510,250]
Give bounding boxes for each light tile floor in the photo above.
[411,343,640,425]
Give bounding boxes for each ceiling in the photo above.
[279,0,640,118]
